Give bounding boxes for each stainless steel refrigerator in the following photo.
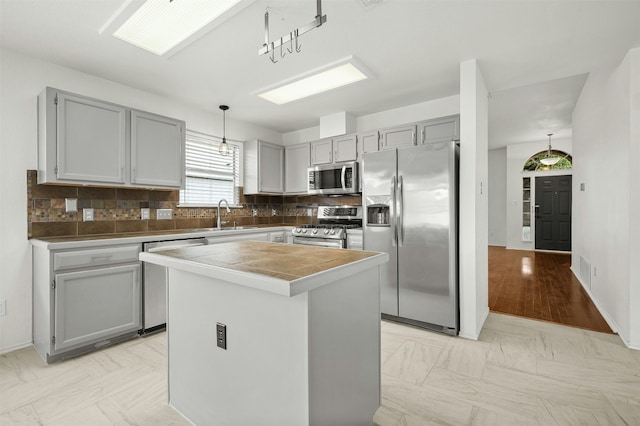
[363,142,459,335]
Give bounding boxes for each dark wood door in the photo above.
[535,175,572,251]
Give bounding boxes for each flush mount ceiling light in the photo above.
[103,0,253,56]
[255,57,371,105]
[540,133,561,166]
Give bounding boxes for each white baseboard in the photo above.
[459,305,490,341]
[569,266,635,349]
[0,341,33,355]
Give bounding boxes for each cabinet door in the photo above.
[285,143,310,194]
[333,134,357,163]
[56,92,126,184]
[418,115,460,144]
[310,139,333,165]
[357,131,379,160]
[259,142,284,193]
[131,110,185,188]
[54,264,141,351]
[379,125,416,150]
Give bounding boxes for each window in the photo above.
[180,131,241,206]
[523,150,572,172]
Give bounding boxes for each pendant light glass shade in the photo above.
[219,105,229,156]
[540,133,560,166]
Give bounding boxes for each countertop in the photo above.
[29,224,294,249]
[139,241,388,297]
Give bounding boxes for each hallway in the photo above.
[488,246,613,334]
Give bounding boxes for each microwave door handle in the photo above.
[341,165,347,190]
[390,176,397,247]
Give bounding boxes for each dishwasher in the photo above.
[141,237,208,334]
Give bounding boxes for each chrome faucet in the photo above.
[217,199,231,230]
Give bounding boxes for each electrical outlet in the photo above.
[252,209,258,217]
[141,208,150,220]
[83,208,94,222]
[0,299,6,316]
[216,323,227,350]
[272,209,277,216]
[157,209,172,220]
[65,198,77,212]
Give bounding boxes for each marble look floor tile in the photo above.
[605,393,640,425]
[373,405,403,426]
[482,363,611,411]
[46,404,114,426]
[0,404,42,426]
[535,331,589,367]
[422,367,538,423]
[434,338,489,379]
[482,329,537,374]
[398,412,452,426]
[536,358,640,401]
[537,397,627,426]
[468,405,537,426]
[382,341,443,385]
[382,374,473,426]
[383,320,452,348]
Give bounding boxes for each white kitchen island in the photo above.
[139,240,388,426]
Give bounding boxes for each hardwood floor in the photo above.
[489,246,613,333]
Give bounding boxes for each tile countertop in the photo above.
[29,224,295,250]
[139,241,389,297]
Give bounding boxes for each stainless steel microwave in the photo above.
[308,162,359,195]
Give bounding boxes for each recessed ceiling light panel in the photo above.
[111,0,248,56]
[255,57,372,105]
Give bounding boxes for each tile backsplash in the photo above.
[26,170,361,238]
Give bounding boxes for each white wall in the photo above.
[488,148,507,246]
[505,138,572,250]
[459,59,489,340]
[282,95,461,145]
[0,48,282,353]
[571,47,640,349]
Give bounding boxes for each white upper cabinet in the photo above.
[41,90,127,185]
[244,139,284,194]
[356,131,379,159]
[38,87,185,189]
[379,124,416,150]
[131,110,184,188]
[332,134,357,163]
[285,143,310,194]
[418,115,460,144]
[310,138,333,165]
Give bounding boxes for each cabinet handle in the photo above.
[91,255,113,262]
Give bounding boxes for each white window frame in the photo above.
[179,130,243,207]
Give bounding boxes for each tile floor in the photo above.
[1,313,639,425]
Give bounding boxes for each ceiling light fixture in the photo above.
[540,133,561,166]
[255,56,371,105]
[219,105,230,156]
[108,0,251,56]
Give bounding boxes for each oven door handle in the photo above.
[293,238,344,249]
[340,165,347,190]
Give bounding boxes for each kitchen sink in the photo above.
[193,226,258,231]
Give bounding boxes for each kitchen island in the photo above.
[139,241,388,426]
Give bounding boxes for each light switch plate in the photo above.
[65,198,77,212]
[157,209,172,220]
[141,208,150,220]
[83,208,94,222]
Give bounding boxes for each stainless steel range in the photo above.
[292,206,362,249]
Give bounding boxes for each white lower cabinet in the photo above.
[33,243,142,363]
[54,264,140,352]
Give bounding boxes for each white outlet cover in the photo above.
[141,208,150,220]
[157,209,173,220]
[83,208,94,222]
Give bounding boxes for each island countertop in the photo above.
[139,240,388,297]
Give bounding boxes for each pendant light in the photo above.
[540,133,560,166]
[219,105,229,156]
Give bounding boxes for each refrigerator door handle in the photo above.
[397,175,404,246]
[391,175,397,247]
[340,165,347,190]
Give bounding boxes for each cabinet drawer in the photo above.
[54,245,140,271]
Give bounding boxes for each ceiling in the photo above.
[2,0,640,149]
